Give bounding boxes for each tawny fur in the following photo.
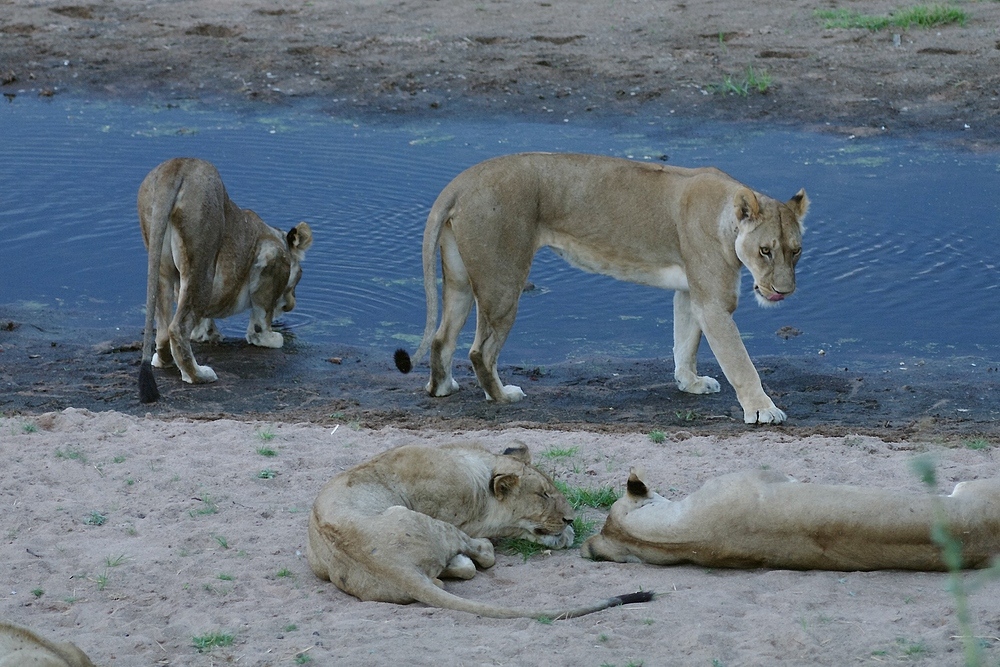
[137,157,313,403]
[397,152,807,424]
[0,622,95,667]
[307,442,652,619]
[582,468,1000,570]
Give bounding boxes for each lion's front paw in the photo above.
[247,330,284,348]
[744,404,786,424]
[485,384,526,403]
[677,375,721,395]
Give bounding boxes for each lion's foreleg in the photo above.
[246,304,283,348]
[672,290,721,395]
[697,305,784,424]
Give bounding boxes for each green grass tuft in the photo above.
[192,632,234,653]
[815,5,966,30]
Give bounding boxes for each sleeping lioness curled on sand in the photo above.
[395,152,807,424]
[582,468,1000,570]
[307,442,653,619]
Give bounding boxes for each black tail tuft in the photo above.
[394,348,413,374]
[612,591,655,607]
[139,360,160,404]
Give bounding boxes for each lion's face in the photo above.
[277,221,314,313]
[734,189,808,308]
[490,447,575,549]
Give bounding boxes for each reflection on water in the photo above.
[1,98,998,366]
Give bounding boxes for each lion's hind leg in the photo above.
[470,305,525,402]
[168,280,218,384]
[190,317,222,343]
[427,229,473,397]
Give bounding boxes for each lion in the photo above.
[0,622,95,667]
[306,442,653,619]
[394,152,807,424]
[581,468,1000,571]
[137,157,313,403]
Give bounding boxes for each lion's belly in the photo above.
[544,235,689,291]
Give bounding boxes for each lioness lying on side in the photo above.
[137,157,313,403]
[582,469,1000,570]
[0,622,95,667]
[395,153,807,424]
[307,442,652,619]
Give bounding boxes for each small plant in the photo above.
[284,624,298,632]
[256,427,276,442]
[31,588,44,598]
[498,537,547,561]
[713,66,771,97]
[214,534,229,549]
[535,616,553,625]
[295,653,313,665]
[554,480,620,509]
[648,430,666,444]
[192,631,234,653]
[541,446,579,459]
[964,438,991,451]
[257,468,277,479]
[256,445,277,457]
[112,455,127,463]
[84,511,107,526]
[276,568,294,578]
[218,573,234,581]
[105,554,128,567]
[674,409,700,422]
[94,572,110,591]
[815,5,966,30]
[21,421,38,434]
[56,447,87,463]
[190,495,219,516]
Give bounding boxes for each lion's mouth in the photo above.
[755,285,787,302]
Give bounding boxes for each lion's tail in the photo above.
[405,572,654,619]
[394,189,457,375]
[138,169,184,404]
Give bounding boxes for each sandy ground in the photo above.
[3,409,999,666]
[2,1,1000,665]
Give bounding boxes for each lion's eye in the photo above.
[759,247,772,257]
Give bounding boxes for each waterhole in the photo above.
[1,98,998,366]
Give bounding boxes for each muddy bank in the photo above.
[2,307,998,441]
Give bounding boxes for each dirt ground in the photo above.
[2,1,1000,665]
[2,0,999,146]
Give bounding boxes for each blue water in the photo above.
[1,97,998,366]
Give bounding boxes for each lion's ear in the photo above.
[626,467,650,499]
[787,188,809,221]
[734,188,760,222]
[288,222,313,253]
[491,472,520,501]
[501,442,531,465]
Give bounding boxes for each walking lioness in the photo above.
[395,153,807,424]
[582,469,1000,570]
[137,158,313,403]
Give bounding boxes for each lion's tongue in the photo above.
[768,293,785,302]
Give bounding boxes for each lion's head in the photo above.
[733,188,808,308]
[277,221,314,313]
[487,444,575,549]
